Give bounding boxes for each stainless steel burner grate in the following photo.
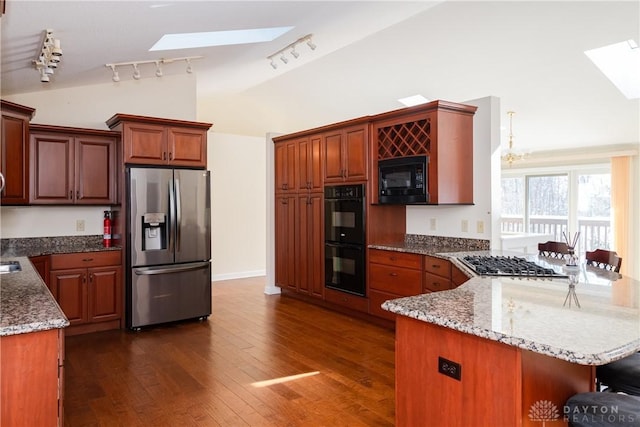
[460,255,568,278]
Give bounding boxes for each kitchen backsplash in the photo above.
[404,234,490,250]
[0,235,118,257]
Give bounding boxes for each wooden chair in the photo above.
[537,241,569,258]
[585,249,622,273]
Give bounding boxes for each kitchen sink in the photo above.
[0,260,22,274]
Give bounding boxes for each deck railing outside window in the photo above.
[501,215,611,254]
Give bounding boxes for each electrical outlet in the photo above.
[430,218,437,231]
[461,219,468,232]
[76,219,85,232]
[438,356,462,381]
[477,220,484,234]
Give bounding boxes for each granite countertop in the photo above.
[0,256,69,336]
[383,251,640,366]
[1,235,121,257]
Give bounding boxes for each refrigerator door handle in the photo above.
[175,178,181,253]
[168,177,176,253]
[133,262,209,276]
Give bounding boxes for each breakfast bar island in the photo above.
[382,255,640,427]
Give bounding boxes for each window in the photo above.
[501,165,612,255]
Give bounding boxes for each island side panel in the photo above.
[521,350,595,425]
[396,316,521,427]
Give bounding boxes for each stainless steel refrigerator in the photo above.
[126,166,211,329]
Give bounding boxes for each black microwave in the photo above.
[378,155,429,204]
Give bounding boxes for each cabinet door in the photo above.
[308,135,323,191]
[123,122,166,164]
[296,194,324,298]
[167,127,207,167]
[323,131,344,182]
[0,112,30,204]
[30,132,74,204]
[343,125,367,181]
[274,140,297,193]
[75,136,117,204]
[50,268,87,325]
[275,196,297,290]
[88,266,122,322]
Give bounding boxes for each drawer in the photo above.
[50,250,121,270]
[423,271,451,293]
[369,249,423,270]
[369,263,422,295]
[369,290,398,321]
[324,288,369,313]
[423,255,451,279]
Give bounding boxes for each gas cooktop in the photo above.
[460,255,568,278]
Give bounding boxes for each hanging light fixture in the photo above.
[266,34,316,69]
[501,111,527,167]
[105,56,202,82]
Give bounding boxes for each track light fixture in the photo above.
[105,56,202,82]
[266,34,316,69]
[33,29,63,83]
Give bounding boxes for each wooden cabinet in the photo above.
[423,255,452,293]
[451,262,470,288]
[106,113,212,168]
[298,134,323,192]
[324,287,369,313]
[0,328,64,427]
[274,139,298,193]
[296,193,323,298]
[369,249,423,320]
[372,100,477,204]
[29,255,51,290]
[1,100,35,205]
[323,124,368,183]
[29,124,119,205]
[49,250,122,335]
[275,195,297,291]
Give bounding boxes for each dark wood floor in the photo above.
[64,277,396,426]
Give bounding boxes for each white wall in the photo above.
[208,132,267,280]
[406,96,501,242]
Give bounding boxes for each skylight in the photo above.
[149,26,294,51]
[398,95,430,107]
[584,39,640,99]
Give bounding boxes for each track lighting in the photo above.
[266,34,316,69]
[33,29,62,83]
[105,56,202,82]
[132,64,141,80]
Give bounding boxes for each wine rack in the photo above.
[377,117,431,160]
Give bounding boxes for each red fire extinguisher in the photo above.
[103,211,112,248]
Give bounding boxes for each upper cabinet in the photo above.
[371,101,477,204]
[275,133,323,194]
[323,123,368,184]
[29,124,119,205]
[1,100,35,205]
[106,114,212,168]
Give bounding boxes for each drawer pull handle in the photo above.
[82,258,94,262]
[389,272,398,277]
[432,264,440,268]
[389,257,397,261]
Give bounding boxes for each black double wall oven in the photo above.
[324,184,366,296]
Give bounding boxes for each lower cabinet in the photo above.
[369,249,423,320]
[423,255,453,293]
[0,328,64,427]
[49,250,122,335]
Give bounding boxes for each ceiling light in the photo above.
[585,39,640,99]
[266,34,316,70]
[155,61,163,77]
[32,29,62,83]
[104,56,202,82]
[109,65,120,82]
[398,95,430,107]
[150,26,294,51]
[501,111,527,167]
[132,64,141,80]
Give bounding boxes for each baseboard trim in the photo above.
[212,270,266,282]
